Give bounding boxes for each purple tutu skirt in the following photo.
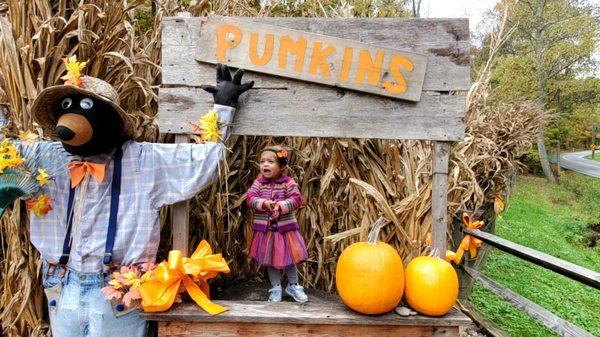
[249,229,308,270]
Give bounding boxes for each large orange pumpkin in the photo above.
[404,256,458,316]
[335,220,404,315]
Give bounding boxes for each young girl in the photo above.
[246,146,308,302]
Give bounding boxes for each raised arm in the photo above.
[149,64,254,208]
[201,63,254,139]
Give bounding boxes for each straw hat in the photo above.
[31,76,135,140]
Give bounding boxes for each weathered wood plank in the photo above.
[432,326,460,337]
[160,16,469,140]
[431,141,450,257]
[158,87,465,140]
[458,300,510,337]
[141,301,471,326]
[463,266,594,337]
[172,134,190,255]
[158,321,439,337]
[463,229,600,289]
[162,16,470,91]
[196,15,428,102]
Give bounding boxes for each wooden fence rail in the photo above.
[460,229,599,337]
[463,266,593,337]
[462,228,600,289]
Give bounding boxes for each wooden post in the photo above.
[431,141,450,258]
[172,134,190,255]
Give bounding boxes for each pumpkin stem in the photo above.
[429,247,443,259]
[367,217,389,244]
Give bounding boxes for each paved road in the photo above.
[559,150,600,178]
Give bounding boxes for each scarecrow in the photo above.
[2,59,253,337]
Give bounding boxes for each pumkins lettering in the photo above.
[215,23,414,95]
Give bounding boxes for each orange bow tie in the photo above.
[68,161,106,188]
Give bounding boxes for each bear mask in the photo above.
[55,94,124,157]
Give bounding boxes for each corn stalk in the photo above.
[0,2,544,336]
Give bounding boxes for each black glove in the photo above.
[201,63,254,108]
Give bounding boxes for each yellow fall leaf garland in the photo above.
[0,139,24,173]
[188,110,222,143]
[1,137,53,217]
[61,55,87,87]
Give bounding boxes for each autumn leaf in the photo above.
[189,110,222,142]
[101,286,124,301]
[199,110,221,142]
[25,194,53,217]
[0,139,24,173]
[123,289,141,308]
[36,169,50,186]
[494,195,505,219]
[60,55,87,87]
[187,120,204,135]
[101,262,156,305]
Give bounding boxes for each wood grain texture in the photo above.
[172,134,190,255]
[432,327,460,337]
[463,266,593,337]
[160,16,469,140]
[196,15,427,102]
[159,87,465,140]
[162,16,470,90]
[463,229,600,289]
[157,321,448,337]
[458,300,510,337]
[431,141,450,257]
[141,300,470,326]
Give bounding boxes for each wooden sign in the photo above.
[196,15,427,102]
[161,16,470,141]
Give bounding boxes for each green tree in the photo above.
[479,0,599,182]
[554,77,600,148]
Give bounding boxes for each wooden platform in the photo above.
[141,283,471,337]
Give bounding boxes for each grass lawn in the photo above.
[468,172,600,337]
[585,153,600,162]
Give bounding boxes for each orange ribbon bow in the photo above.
[445,213,484,264]
[139,240,230,314]
[68,161,106,188]
[494,195,505,219]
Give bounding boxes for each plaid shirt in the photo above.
[23,105,233,272]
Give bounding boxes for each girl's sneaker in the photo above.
[285,284,308,303]
[268,285,282,302]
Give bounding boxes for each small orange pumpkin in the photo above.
[335,219,404,315]
[404,255,458,316]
